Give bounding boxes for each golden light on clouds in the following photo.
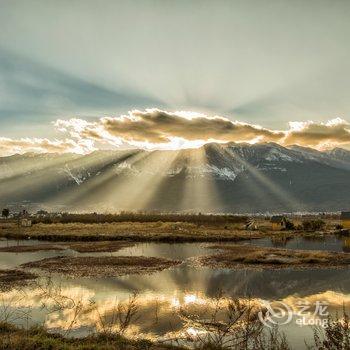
[0,136,95,156]
[54,109,284,150]
[1,109,350,156]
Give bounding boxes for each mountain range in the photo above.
[1,142,350,213]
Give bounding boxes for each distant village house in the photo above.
[341,211,350,229]
[21,218,32,227]
[270,216,287,231]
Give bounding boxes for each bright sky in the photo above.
[1,0,350,153]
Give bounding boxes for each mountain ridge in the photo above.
[1,143,350,213]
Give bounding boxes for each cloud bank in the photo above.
[55,109,285,149]
[0,137,94,157]
[1,109,350,156]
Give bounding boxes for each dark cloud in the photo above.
[67,109,283,145]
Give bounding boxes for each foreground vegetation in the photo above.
[1,274,349,350]
[1,308,350,349]
[0,322,181,350]
[0,321,288,350]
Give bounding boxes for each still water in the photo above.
[1,236,350,349]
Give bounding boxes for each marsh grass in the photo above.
[307,308,350,350]
[0,292,31,328]
[0,218,340,243]
[66,241,134,252]
[178,296,264,349]
[21,256,182,277]
[0,222,265,242]
[0,241,134,253]
[0,245,65,253]
[164,293,291,350]
[91,292,140,336]
[0,280,181,349]
[0,270,37,291]
[0,322,182,349]
[31,213,247,225]
[195,245,350,269]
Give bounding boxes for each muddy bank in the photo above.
[66,241,134,252]
[0,244,65,252]
[0,241,134,253]
[21,256,182,277]
[194,244,350,270]
[0,269,37,291]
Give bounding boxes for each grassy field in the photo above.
[0,220,342,243]
[0,214,342,243]
[30,212,248,225]
[0,221,270,242]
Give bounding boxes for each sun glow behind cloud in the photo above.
[1,109,350,156]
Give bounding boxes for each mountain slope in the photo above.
[1,143,350,213]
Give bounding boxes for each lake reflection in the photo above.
[1,238,350,349]
[246,234,350,252]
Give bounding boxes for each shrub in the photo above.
[312,309,350,350]
[1,208,9,218]
[302,220,326,231]
[285,220,295,230]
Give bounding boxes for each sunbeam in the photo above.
[123,150,182,211]
[51,150,146,210]
[223,145,302,212]
[178,147,222,212]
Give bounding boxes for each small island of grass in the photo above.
[21,256,182,277]
[194,244,350,269]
